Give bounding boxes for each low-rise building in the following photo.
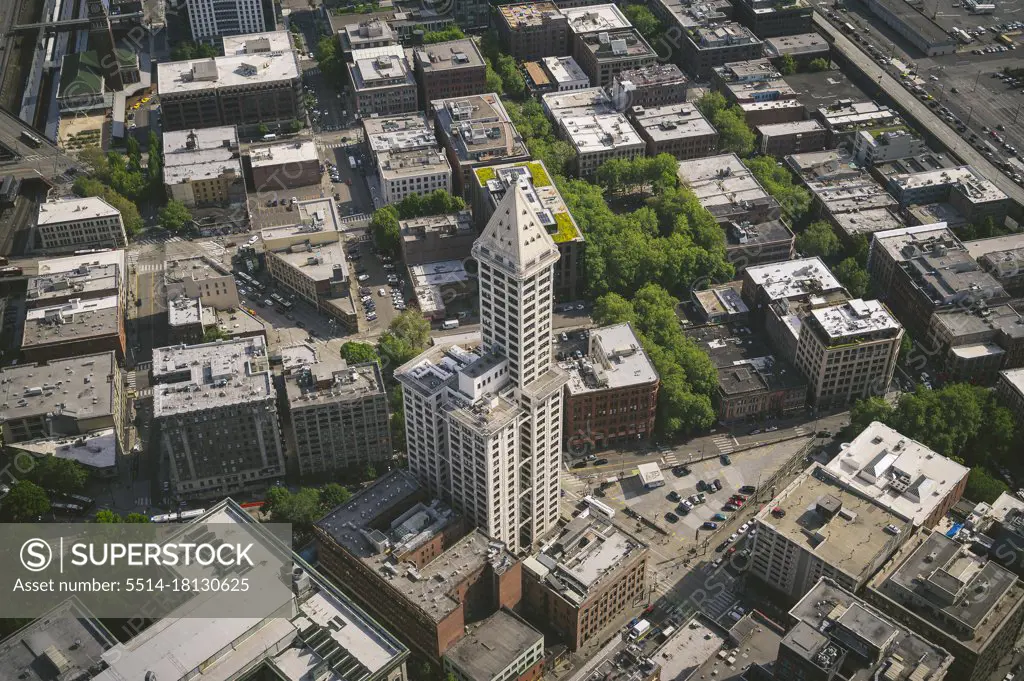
[28,250,126,309]
[862,0,957,55]
[443,610,544,681]
[557,109,645,177]
[777,578,953,681]
[867,224,1009,339]
[248,138,320,191]
[763,32,830,62]
[21,294,124,364]
[996,367,1024,428]
[677,153,780,225]
[886,165,1011,226]
[57,49,139,112]
[693,281,750,325]
[540,56,591,92]
[363,112,452,204]
[35,197,126,252]
[739,98,807,127]
[964,233,1024,296]
[563,323,659,449]
[821,421,969,528]
[339,19,398,56]
[471,161,584,300]
[164,255,240,344]
[563,3,632,33]
[400,211,477,266]
[497,2,569,60]
[0,352,126,451]
[411,40,487,108]
[688,323,807,422]
[713,58,797,104]
[571,27,657,87]
[756,120,826,157]
[867,530,1024,681]
[157,46,302,134]
[314,470,522,662]
[608,63,689,109]
[627,103,718,159]
[749,464,910,601]
[408,260,473,321]
[928,304,1024,383]
[794,298,903,409]
[833,208,905,246]
[852,129,930,166]
[732,0,811,38]
[282,345,391,475]
[5,427,119,477]
[349,46,418,117]
[522,515,647,650]
[725,219,795,270]
[680,23,764,79]
[814,100,902,146]
[153,336,285,500]
[433,93,531,196]
[261,199,356,330]
[163,126,245,208]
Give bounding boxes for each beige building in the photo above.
[281,344,391,476]
[164,255,241,343]
[163,126,245,208]
[153,336,286,500]
[349,45,418,117]
[497,2,568,61]
[248,138,321,191]
[35,197,126,252]
[794,298,903,409]
[339,19,398,55]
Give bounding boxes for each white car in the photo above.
[739,523,750,533]
[248,235,259,245]
[378,288,386,296]
[357,274,369,282]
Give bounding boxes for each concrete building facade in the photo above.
[35,197,126,252]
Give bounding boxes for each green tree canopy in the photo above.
[378,311,431,369]
[965,468,1009,504]
[319,483,352,510]
[796,221,841,258]
[834,257,870,297]
[777,53,797,75]
[423,26,466,43]
[393,189,465,220]
[341,341,380,364]
[159,200,193,233]
[1,481,50,521]
[808,58,830,72]
[623,4,662,42]
[124,512,151,523]
[494,54,526,100]
[23,456,87,494]
[264,487,324,529]
[95,509,122,523]
[370,205,401,253]
[697,92,755,156]
[743,156,812,223]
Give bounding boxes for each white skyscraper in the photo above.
[396,185,567,552]
[186,0,267,42]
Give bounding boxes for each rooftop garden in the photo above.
[550,211,580,243]
[474,161,552,188]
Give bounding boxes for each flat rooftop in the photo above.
[157,49,300,95]
[364,113,436,153]
[631,102,717,142]
[153,336,275,416]
[411,39,484,72]
[813,179,899,215]
[269,241,349,284]
[396,342,479,397]
[908,202,967,228]
[22,294,120,348]
[35,249,125,277]
[542,56,588,85]
[873,531,1023,649]
[432,93,528,166]
[10,427,118,470]
[341,19,397,49]
[717,58,780,82]
[817,101,899,129]
[692,22,761,48]
[822,421,968,527]
[90,500,406,681]
[163,126,242,186]
[37,196,119,225]
[563,322,658,395]
[654,617,725,681]
[865,0,953,46]
[889,165,1008,205]
[687,323,806,397]
[1001,367,1024,398]
[350,46,413,91]
[726,219,793,248]
[764,32,830,57]
[27,261,120,305]
[0,351,118,424]
[676,153,775,216]
[963,232,1024,261]
[833,207,904,238]
[789,578,952,681]
[740,99,805,115]
[475,162,581,244]
[285,356,384,407]
[249,139,317,168]
[542,87,613,117]
[445,611,543,681]
[499,2,564,28]
[221,30,293,55]
[744,257,844,302]
[0,600,117,681]
[806,298,902,343]
[577,28,655,61]
[522,515,646,607]
[260,198,343,244]
[378,148,450,180]
[563,3,631,32]
[755,466,907,584]
[932,303,1024,342]
[694,282,749,320]
[560,111,644,154]
[757,119,824,137]
[315,470,516,623]
[616,62,687,88]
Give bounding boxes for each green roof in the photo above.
[550,211,580,244]
[474,161,552,187]
[59,51,104,98]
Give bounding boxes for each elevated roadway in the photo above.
[814,12,1024,211]
[0,108,79,180]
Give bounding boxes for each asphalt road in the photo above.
[815,13,1024,207]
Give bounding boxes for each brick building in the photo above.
[410,40,487,109]
[497,2,568,61]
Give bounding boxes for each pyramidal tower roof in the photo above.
[472,183,560,279]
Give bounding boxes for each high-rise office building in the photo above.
[397,185,567,552]
[186,0,268,42]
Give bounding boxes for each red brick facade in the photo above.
[564,381,659,451]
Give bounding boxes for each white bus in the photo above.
[442,319,459,330]
[348,155,357,170]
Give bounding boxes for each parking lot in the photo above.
[349,240,409,330]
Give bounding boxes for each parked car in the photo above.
[665,512,679,523]
[739,485,756,494]
[703,521,719,530]
[721,454,731,465]
[593,458,608,466]
[672,465,691,476]
[668,491,681,502]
